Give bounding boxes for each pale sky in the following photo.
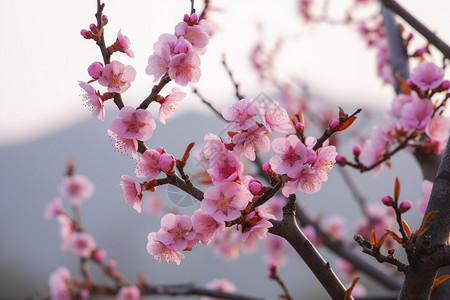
[0,0,449,146]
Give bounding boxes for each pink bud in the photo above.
[101,15,108,26]
[183,14,190,22]
[381,195,394,207]
[306,149,317,164]
[88,61,104,79]
[80,29,93,39]
[336,154,346,162]
[248,180,262,195]
[406,32,414,41]
[263,162,271,173]
[329,119,340,129]
[158,154,176,173]
[352,145,362,156]
[295,122,304,131]
[399,200,412,213]
[268,261,278,279]
[155,147,167,155]
[190,13,199,24]
[89,23,98,34]
[92,249,107,262]
[413,48,427,56]
[440,80,450,90]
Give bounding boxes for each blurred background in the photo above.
[0,0,449,299]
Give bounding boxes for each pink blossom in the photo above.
[120,175,144,213]
[117,286,141,300]
[69,232,96,258]
[417,180,433,217]
[222,98,258,131]
[156,213,197,251]
[159,87,186,124]
[59,174,95,205]
[202,278,237,300]
[109,106,156,141]
[264,235,289,266]
[174,21,210,51]
[57,215,73,250]
[241,206,274,246]
[325,216,346,240]
[335,258,357,281]
[281,165,322,196]
[410,61,445,90]
[168,51,201,86]
[79,81,105,121]
[87,62,104,79]
[203,133,227,163]
[232,125,270,161]
[48,267,71,300]
[259,101,291,133]
[202,182,252,222]
[302,225,317,246]
[192,209,225,245]
[143,195,165,216]
[208,150,243,184]
[270,135,308,178]
[361,126,391,176]
[268,195,287,220]
[98,60,136,93]
[348,283,367,298]
[313,145,338,181]
[44,197,64,219]
[426,115,450,143]
[147,232,184,265]
[213,229,240,261]
[158,153,176,173]
[400,99,433,131]
[135,149,161,181]
[146,34,175,81]
[108,129,139,160]
[389,92,420,118]
[114,30,134,58]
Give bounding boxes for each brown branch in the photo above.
[192,87,225,120]
[156,174,204,201]
[222,54,244,100]
[138,73,172,110]
[269,195,352,300]
[353,235,409,273]
[380,0,450,59]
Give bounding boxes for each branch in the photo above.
[380,0,450,59]
[192,87,225,120]
[156,173,204,201]
[222,54,244,100]
[269,195,352,300]
[138,73,172,110]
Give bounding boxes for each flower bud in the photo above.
[101,15,109,26]
[381,195,394,207]
[89,23,98,34]
[183,14,190,22]
[158,154,176,173]
[295,122,304,131]
[155,147,166,155]
[190,13,199,24]
[352,145,362,157]
[80,29,93,39]
[263,162,271,173]
[399,200,412,213]
[440,80,450,91]
[107,259,117,271]
[248,179,263,195]
[88,61,104,79]
[329,118,340,129]
[92,248,107,262]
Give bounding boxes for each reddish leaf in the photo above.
[385,229,404,244]
[371,230,378,246]
[298,110,305,129]
[181,142,195,166]
[419,211,438,232]
[418,226,430,237]
[97,27,104,39]
[432,275,450,291]
[344,276,360,300]
[338,106,346,119]
[378,232,389,249]
[402,220,411,238]
[394,177,401,201]
[337,116,357,132]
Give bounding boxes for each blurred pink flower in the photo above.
[48,267,71,300]
[417,180,433,217]
[98,60,136,93]
[400,99,433,131]
[202,278,237,300]
[109,106,156,141]
[335,257,357,281]
[325,216,346,240]
[44,197,64,219]
[69,232,96,258]
[410,61,445,90]
[426,115,450,144]
[143,195,165,216]
[389,92,420,118]
[117,286,141,300]
[302,225,317,246]
[264,234,289,266]
[59,174,95,205]
[57,215,73,250]
[268,195,287,220]
[213,229,240,261]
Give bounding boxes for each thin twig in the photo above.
[192,87,225,120]
[138,73,172,110]
[222,54,244,100]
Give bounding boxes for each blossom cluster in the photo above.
[146,13,212,86]
[359,61,449,174]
